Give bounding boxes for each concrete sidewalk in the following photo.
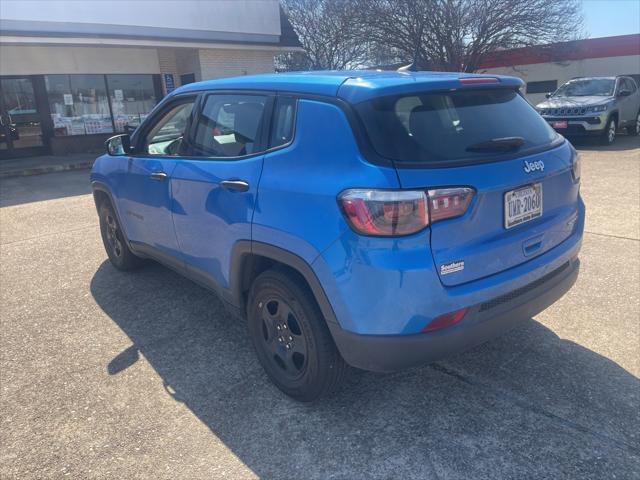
[0,153,96,178]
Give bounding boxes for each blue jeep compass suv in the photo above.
[92,71,584,401]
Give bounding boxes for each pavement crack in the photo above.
[430,362,640,455]
[0,224,98,246]
[584,230,640,242]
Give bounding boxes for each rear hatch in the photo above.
[355,85,580,286]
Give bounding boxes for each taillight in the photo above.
[427,188,475,223]
[422,308,468,333]
[339,190,428,236]
[339,187,474,237]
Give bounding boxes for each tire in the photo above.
[600,116,617,145]
[247,269,347,402]
[98,202,144,271]
[626,112,640,136]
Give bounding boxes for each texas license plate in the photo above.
[552,120,568,129]
[504,183,543,229]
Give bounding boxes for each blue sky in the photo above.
[582,0,640,37]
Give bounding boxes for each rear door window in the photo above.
[355,89,559,165]
[191,94,268,158]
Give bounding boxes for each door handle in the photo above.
[150,171,168,181]
[220,180,250,192]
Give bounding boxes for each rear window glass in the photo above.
[355,89,558,164]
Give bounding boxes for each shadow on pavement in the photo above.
[91,260,640,479]
[0,169,91,207]
[569,133,640,152]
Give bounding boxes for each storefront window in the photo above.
[45,75,113,136]
[106,75,157,132]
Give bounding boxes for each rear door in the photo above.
[169,92,271,291]
[355,87,581,286]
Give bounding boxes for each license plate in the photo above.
[504,183,543,229]
[552,120,568,129]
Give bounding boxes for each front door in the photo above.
[115,96,197,267]
[0,77,48,159]
[170,92,271,292]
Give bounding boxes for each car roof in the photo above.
[172,70,524,104]
[569,76,617,81]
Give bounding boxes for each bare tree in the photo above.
[353,0,583,72]
[279,0,368,71]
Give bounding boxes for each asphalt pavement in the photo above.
[1,136,639,479]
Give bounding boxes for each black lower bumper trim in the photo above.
[328,259,580,372]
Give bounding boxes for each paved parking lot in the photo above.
[1,136,639,479]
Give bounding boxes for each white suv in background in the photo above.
[536,76,640,145]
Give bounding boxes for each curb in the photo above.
[0,161,94,179]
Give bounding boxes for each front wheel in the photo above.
[600,117,617,145]
[99,202,144,271]
[626,112,640,136]
[247,269,347,402]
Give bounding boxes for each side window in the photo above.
[144,100,194,156]
[270,97,296,148]
[625,78,637,93]
[192,94,268,157]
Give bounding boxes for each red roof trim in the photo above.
[479,34,640,69]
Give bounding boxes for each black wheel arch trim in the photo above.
[230,240,340,326]
[91,181,132,245]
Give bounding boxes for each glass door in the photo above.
[0,77,48,159]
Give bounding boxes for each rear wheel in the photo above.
[247,269,347,402]
[626,112,640,136]
[600,116,617,145]
[99,202,144,271]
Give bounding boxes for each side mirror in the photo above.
[106,134,132,156]
[618,89,632,97]
[545,92,552,98]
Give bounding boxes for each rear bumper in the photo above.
[328,257,579,372]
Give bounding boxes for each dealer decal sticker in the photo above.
[440,260,465,275]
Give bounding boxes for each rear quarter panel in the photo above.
[252,99,399,265]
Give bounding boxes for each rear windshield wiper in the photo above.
[466,136,525,153]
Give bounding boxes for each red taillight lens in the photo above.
[339,187,474,237]
[422,308,468,333]
[427,187,475,223]
[340,190,429,236]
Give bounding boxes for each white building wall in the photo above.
[482,55,640,105]
[0,45,160,75]
[1,0,282,36]
[198,49,276,80]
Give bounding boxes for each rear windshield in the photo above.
[355,89,558,165]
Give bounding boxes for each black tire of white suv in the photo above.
[627,112,640,136]
[600,116,617,145]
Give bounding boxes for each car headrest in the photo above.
[233,102,264,142]
[409,104,440,140]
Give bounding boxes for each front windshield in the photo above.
[553,79,615,97]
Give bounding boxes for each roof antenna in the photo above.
[399,24,423,72]
[398,47,420,72]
